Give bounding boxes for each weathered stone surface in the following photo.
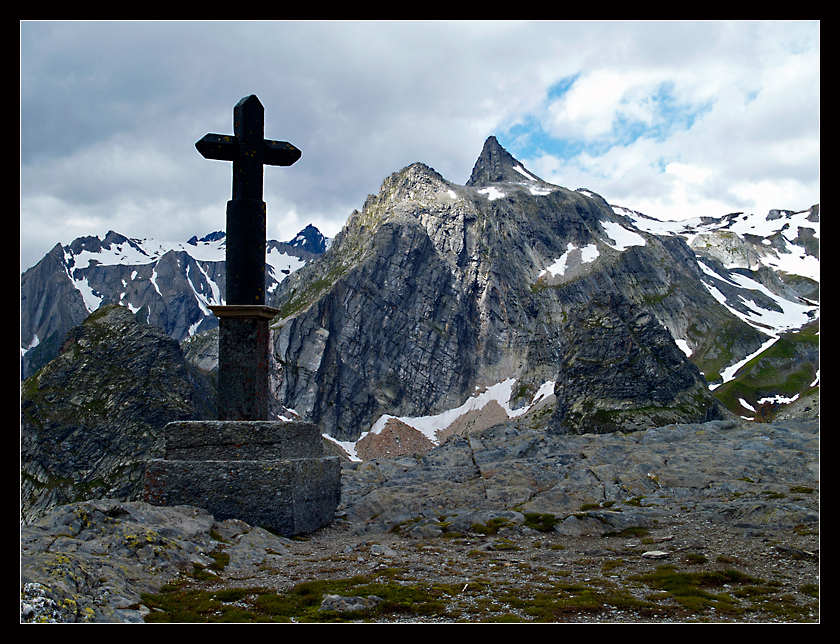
[548,291,726,434]
[20,499,297,623]
[144,456,340,536]
[20,305,216,523]
[20,417,818,623]
[214,311,274,421]
[338,417,819,536]
[162,420,327,461]
[20,500,222,623]
[144,419,341,537]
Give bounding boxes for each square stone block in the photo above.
[143,419,341,536]
[144,456,341,536]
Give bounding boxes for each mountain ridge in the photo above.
[268,137,818,444]
[20,225,328,379]
[20,136,819,445]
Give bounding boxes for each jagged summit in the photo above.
[287,224,329,254]
[188,231,225,245]
[465,136,548,187]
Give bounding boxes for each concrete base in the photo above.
[144,420,341,536]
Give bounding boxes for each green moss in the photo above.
[685,553,709,565]
[140,573,458,623]
[208,551,230,572]
[497,579,663,622]
[579,501,616,511]
[710,324,819,418]
[388,516,424,534]
[800,584,819,598]
[632,565,763,616]
[523,513,560,533]
[488,538,519,551]
[140,558,818,623]
[691,320,764,384]
[602,526,650,539]
[471,517,514,535]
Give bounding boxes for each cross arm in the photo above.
[196,134,301,167]
[196,133,238,161]
[263,140,301,167]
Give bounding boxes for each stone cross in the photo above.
[196,94,301,305]
[196,94,300,420]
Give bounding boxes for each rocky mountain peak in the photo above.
[188,231,226,245]
[465,135,546,187]
[348,162,456,234]
[288,224,329,254]
[380,162,451,200]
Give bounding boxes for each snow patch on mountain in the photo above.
[540,243,599,278]
[615,205,819,283]
[266,247,307,292]
[712,336,779,390]
[57,231,321,316]
[72,274,104,312]
[675,339,692,357]
[698,259,816,337]
[478,186,505,201]
[513,164,539,182]
[538,219,646,279]
[71,236,226,269]
[601,220,647,250]
[335,377,557,461]
[612,203,818,382]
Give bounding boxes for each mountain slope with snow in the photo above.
[332,201,818,458]
[268,137,817,445]
[20,226,328,378]
[20,137,818,440]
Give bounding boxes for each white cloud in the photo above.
[544,69,676,141]
[20,21,819,271]
[510,21,819,221]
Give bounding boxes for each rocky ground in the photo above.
[198,506,819,624]
[21,418,819,624]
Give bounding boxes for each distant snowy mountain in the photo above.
[20,226,329,378]
[286,223,331,254]
[613,204,819,339]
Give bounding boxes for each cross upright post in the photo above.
[196,94,301,420]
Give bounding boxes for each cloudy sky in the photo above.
[20,20,820,272]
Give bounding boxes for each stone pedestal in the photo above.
[210,305,278,421]
[144,420,341,536]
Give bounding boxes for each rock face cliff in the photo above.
[548,292,724,434]
[20,305,216,523]
[269,137,769,441]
